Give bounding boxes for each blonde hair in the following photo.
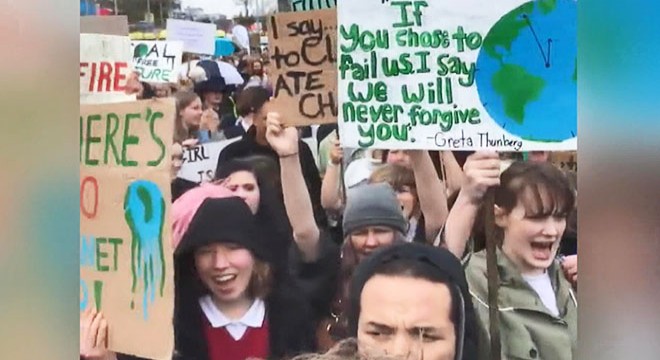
[173,91,200,144]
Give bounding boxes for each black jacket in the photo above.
[173,203,317,360]
[215,127,326,227]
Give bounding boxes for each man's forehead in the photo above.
[359,275,453,324]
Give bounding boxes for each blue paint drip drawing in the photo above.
[80,279,89,311]
[124,180,166,320]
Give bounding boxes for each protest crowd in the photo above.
[80,4,578,360]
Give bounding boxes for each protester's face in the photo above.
[497,196,567,276]
[180,98,203,128]
[350,226,396,260]
[155,85,170,98]
[358,275,456,360]
[204,91,224,108]
[528,151,550,163]
[194,243,255,304]
[252,61,263,75]
[396,185,417,220]
[225,171,260,214]
[171,143,183,180]
[386,150,411,168]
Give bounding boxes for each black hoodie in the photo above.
[347,243,478,360]
[173,197,316,360]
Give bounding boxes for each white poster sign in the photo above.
[177,139,240,183]
[131,41,183,83]
[337,0,577,151]
[166,19,216,55]
[80,34,136,104]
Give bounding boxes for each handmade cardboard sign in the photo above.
[177,138,240,183]
[267,9,337,126]
[166,19,216,55]
[551,151,577,172]
[289,0,336,11]
[80,34,136,104]
[337,0,577,151]
[80,99,175,359]
[131,41,183,83]
[80,15,129,36]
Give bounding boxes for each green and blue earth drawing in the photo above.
[476,0,576,142]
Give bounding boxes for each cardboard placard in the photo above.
[337,0,577,151]
[166,19,216,55]
[177,138,240,183]
[131,41,184,83]
[80,99,175,360]
[80,34,136,104]
[267,9,337,126]
[551,151,577,172]
[289,0,337,12]
[80,15,129,36]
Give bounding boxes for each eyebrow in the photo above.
[366,322,441,335]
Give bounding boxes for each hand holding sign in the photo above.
[462,151,501,204]
[266,112,299,157]
[80,307,110,360]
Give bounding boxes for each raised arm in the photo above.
[441,151,466,197]
[320,137,344,212]
[409,150,449,241]
[443,151,500,258]
[265,112,320,262]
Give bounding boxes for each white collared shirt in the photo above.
[235,117,253,133]
[199,296,266,341]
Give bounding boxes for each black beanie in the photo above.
[175,197,269,262]
[347,243,478,360]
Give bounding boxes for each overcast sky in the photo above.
[181,0,276,17]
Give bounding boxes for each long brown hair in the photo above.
[369,164,420,218]
[173,91,200,144]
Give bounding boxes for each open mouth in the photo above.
[530,241,555,260]
[213,274,237,285]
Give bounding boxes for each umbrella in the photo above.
[214,38,236,57]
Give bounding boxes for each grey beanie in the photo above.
[343,183,408,238]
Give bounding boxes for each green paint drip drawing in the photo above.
[94,281,103,311]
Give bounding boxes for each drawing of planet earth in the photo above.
[476,0,577,142]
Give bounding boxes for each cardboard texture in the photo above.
[80,15,129,36]
[80,99,175,360]
[267,9,338,126]
[551,151,578,172]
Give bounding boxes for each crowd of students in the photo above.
[80,51,578,360]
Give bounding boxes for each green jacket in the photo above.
[464,249,577,360]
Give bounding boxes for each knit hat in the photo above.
[175,197,269,262]
[342,183,407,238]
[171,183,234,249]
[347,243,478,360]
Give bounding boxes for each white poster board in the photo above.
[80,34,136,104]
[131,41,183,83]
[177,139,240,183]
[337,0,577,151]
[166,19,216,55]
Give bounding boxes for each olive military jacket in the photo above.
[464,249,577,360]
